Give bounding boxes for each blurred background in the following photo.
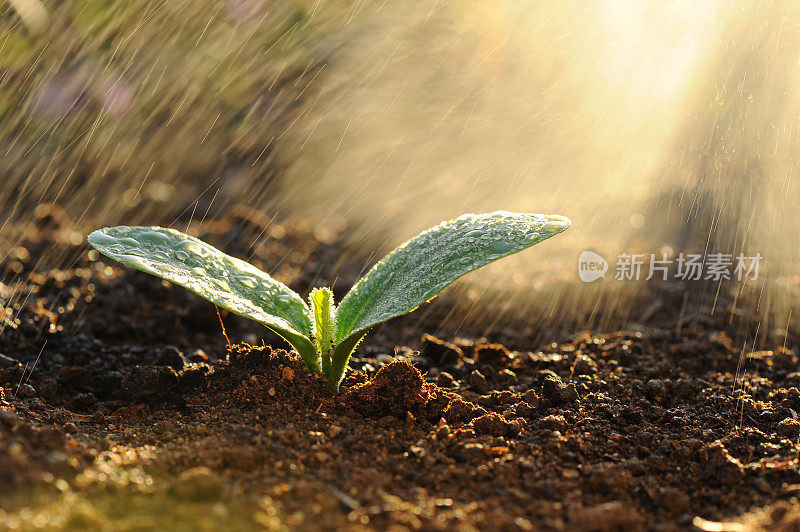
[0,0,798,345]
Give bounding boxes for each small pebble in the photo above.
[420,334,463,365]
[539,414,568,431]
[16,384,36,398]
[437,372,457,388]
[777,418,800,438]
[157,346,186,370]
[435,420,451,440]
[445,398,483,423]
[473,343,509,366]
[646,379,669,404]
[498,369,518,386]
[541,375,579,405]
[469,370,489,394]
[282,367,294,381]
[774,348,799,370]
[70,392,97,410]
[188,350,209,363]
[472,412,511,436]
[573,354,597,375]
[520,390,539,406]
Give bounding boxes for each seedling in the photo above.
[88,211,570,390]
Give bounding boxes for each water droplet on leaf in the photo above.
[235,276,258,289]
[541,215,571,234]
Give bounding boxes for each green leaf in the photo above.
[87,226,319,369]
[335,211,570,344]
[329,330,367,391]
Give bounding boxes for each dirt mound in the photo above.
[341,360,453,420]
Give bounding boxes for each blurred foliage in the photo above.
[0,0,334,226]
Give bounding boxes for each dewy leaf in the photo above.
[88,226,319,368]
[335,211,570,344]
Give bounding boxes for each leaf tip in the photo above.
[86,227,116,250]
[541,214,571,235]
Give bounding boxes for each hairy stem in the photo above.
[309,287,336,382]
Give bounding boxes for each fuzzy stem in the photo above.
[309,287,336,381]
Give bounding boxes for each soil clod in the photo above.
[541,373,579,405]
[469,369,489,393]
[473,343,510,366]
[342,360,429,418]
[122,366,179,401]
[436,371,457,388]
[420,334,463,365]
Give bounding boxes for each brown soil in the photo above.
[1,215,800,531]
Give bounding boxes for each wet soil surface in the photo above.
[1,214,800,530]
